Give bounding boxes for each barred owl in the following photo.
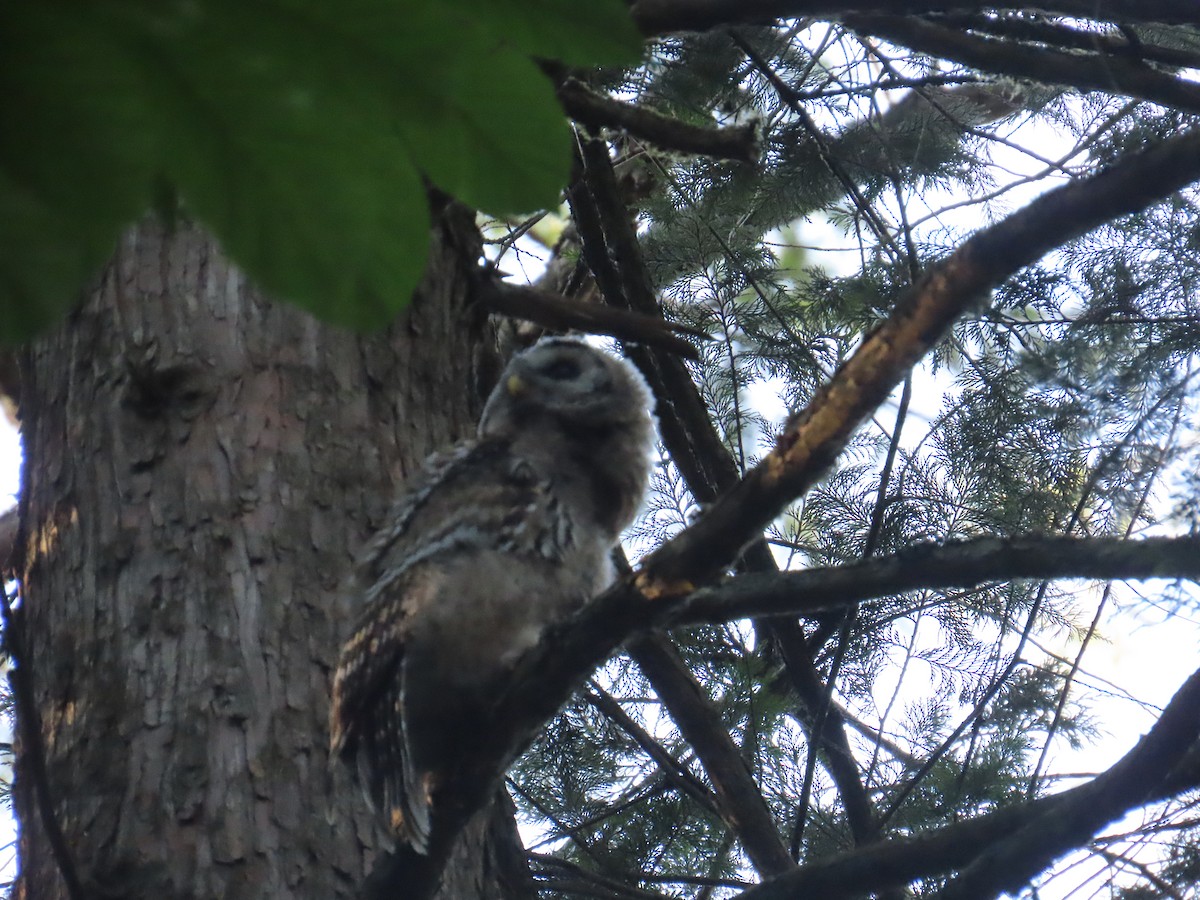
[330,338,655,853]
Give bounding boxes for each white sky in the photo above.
[0,417,19,883]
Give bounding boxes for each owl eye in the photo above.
[540,357,582,381]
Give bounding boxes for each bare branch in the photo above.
[567,138,744,501]
[935,12,1200,70]
[937,668,1200,900]
[733,668,1200,899]
[571,136,880,848]
[671,534,1200,626]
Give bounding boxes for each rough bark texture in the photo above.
[14,206,528,899]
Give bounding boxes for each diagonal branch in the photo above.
[478,278,707,359]
[733,667,1200,899]
[936,667,1200,900]
[567,140,741,503]
[766,620,877,847]
[571,135,879,853]
[637,126,1200,597]
[584,681,723,816]
[630,636,795,877]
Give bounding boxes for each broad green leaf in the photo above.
[0,7,159,339]
[0,0,644,338]
[400,46,573,215]
[122,0,433,327]
[0,171,120,339]
[0,7,157,220]
[457,0,642,66]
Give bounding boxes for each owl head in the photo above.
[478,338,654,436]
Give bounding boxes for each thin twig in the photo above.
[584,681,722,815]
[1,586,87,900]
[629,635,796,877]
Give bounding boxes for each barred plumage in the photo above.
[330,338,655,853]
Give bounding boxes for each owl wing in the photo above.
[329,563,443,849]
[329,436,575,852]
[328,441,481,761]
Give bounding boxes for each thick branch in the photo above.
[568,138,744,501]
[375,461,1200,894]
[638,126,1200,596]
[631,0,1200,36]
[937,667,1200,900]
[733,667,1200,900]
[671,534,1200,626]
[935,13,1200,70]
[630,636,796,877]
[847,14,1200,114]
[475,534,1200,899]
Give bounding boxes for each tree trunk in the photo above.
[13,205,527,898]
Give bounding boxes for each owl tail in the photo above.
[392,704,432,854]
[374,762,432,854]
[372,678,433,854]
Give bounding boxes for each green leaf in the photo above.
[457,0,643,67]
[0,6,157,340]
[119,0,432,328]
[0,0,643,337]
[0,170,119,340]
[400,46,573,214]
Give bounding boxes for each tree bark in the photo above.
[13,205,527,899]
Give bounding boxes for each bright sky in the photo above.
[0,421,18,513]
[0,417,19,883]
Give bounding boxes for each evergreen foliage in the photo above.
[495,14,1200,900]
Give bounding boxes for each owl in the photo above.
[329,337,656,853]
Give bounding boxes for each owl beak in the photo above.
[506,374,527,397]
